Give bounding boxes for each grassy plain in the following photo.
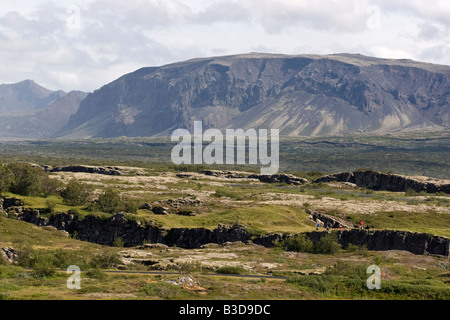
[0,133,449,300]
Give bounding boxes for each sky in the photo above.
[1,0,449,92]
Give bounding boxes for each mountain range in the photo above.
[1,53,449,139]
[0,80,87,139]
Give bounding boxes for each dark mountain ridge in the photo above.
[56,53,450,138]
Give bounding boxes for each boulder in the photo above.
[139,203,152,210]
[152,206,169,215]
[1,247,18,264]
[309,209,353,229]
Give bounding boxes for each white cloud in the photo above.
[0,0,449,92]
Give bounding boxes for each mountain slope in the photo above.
[56,53,450,138]
[0,79,66,112]
[0,88,87,139]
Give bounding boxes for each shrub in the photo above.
[346,243,368,254]
[98,187,122,213]
[90,252,122,269]
[6,163,44,196]
[313,232,341,254]
[216,266,247,275]
[113,237,125,248]
[0,164,14,193]
[123,201,138,214]
[405,188,418,196]
[283,235,314,253]
[141,282,192,299]
[61,179,93,206]
[86,269,108,281]
[302,202,311,212]
[32,259,56,278]
[41,176,63,197]
[212,188,243,200]
[52,249,87,269]
[0,265,22,279]
[45,200,57,214]
[324,261,366,279]
[16,246,36,267]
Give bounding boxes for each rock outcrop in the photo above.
[49,165,147,176]
[1,247,18,264]
[199,170,247,179]
[247,174,308,185]
[195,170,309,185]
[15,208,449,256]
[335,229,450,256]
[314,170,450,194]
[0,197,24,212]
[139,198,202,216]
[300,230,449,256]
[308,210,354,229]
[17,210,251,248]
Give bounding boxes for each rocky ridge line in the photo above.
[11,208,449,257]
[314,170,450,194]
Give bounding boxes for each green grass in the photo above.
[1,132,449,179]
[345,210,450,238]
[286,260,450,299]
[139,205,315,234]
[215,266,247,275]
[140,282,198,299]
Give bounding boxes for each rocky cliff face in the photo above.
[335,229,449,256]
[56,53,450,138]
[15,208,449,256]
[16,210,251,248]
[314,170,450,193]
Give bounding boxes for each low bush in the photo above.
[216,266,247,275]
[313,232,341,254]
[141,282,193,299]
[86,269,108,281]
[0,162,60,197]
[90,252,122,269]
[60,179,94,206]
[283,235,314,253]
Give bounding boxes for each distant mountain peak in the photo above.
[0,80,87,139]
[0,79,67,112]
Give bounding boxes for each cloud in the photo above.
[0,0,449,92]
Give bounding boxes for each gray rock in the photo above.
[139,203,152,210]
[152,206,169,215]
[314,170,450,194]
[248,174,308,185]
[15,205,450,256]
[1,247,18,264]
[309,210,353,229]
[140,243,169,250]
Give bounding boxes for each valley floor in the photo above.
[1,163,449,300]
